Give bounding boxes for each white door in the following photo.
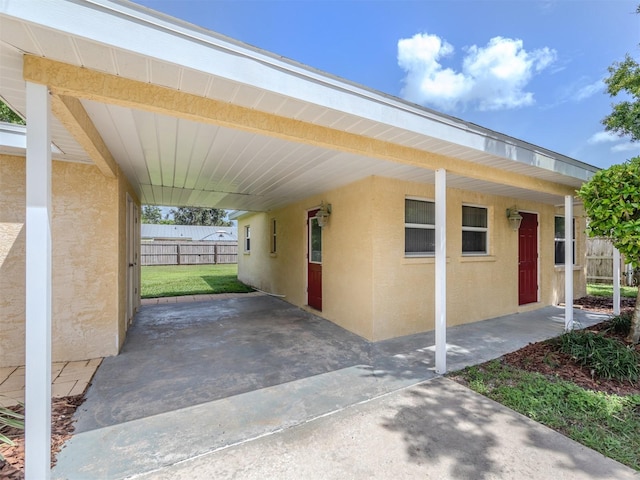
[126,194,139,327]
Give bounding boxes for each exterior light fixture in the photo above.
[506,207,523,231]
[315,201,332,228]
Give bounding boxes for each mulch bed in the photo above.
[574,294,637,313]
[0,395,85,480]
[502,314,640,396]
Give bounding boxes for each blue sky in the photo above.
[134,0,639,169]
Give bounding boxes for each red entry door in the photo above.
[307,209,322,310]
[518,212,538,305]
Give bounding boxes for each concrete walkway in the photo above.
[134,377,637,480]
[52,296,637,479]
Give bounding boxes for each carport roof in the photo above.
[0,0,598,211]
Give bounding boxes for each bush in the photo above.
[0,403,24,461]
[558,331,639,383]
[607,313,632,336]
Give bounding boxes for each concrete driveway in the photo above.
[53,294,637,479]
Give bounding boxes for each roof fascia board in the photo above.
[23,55,579,198]
[0,121,27,149]
[1,0,596,181]
[0,121,63,154]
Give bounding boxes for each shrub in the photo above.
[607,313,632,336]
[0,402,24,461]
[558,331,639,383]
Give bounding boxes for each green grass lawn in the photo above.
[141,264,253,298]
[587,283,638,298]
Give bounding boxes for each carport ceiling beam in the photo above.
[24,55,575,197]
[50,94,117,178]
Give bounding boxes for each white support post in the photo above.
[25,82,52,480]
[564,196,573,331]
[613,247,621,316]
[435,169,447,374]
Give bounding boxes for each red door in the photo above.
[518,212,538,305]
[307,209,322,310]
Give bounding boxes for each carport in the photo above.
[0,2,595,478]
[54,294,609,479]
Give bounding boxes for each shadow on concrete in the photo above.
[382,381,501,480]
[381,378,633,480]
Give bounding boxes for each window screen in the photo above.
[405,199,435,255]
[462,205,488,254]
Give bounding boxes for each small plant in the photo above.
[558,331,639,383]
[607,313,632,336]
[0,402,24,461]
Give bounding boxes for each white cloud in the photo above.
[587,131,619,144]
[573,80,604,102]
[398,33,556,111]
[612,142,638,153]
[588,130,637,155]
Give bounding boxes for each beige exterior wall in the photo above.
[238,175,587,342]
[238,177,376,339]
[0,154,139,368]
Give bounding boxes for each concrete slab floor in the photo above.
[53,295,615,480]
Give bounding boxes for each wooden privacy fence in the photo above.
[141,241,238,266]
[586,237,634,285]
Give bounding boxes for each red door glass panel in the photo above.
[307,209,322,310]
[518,212,538,305]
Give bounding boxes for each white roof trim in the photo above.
[0,0,597,183]
[0,122,62,153]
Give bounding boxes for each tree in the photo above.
[578,159,640,343]
[0,100,25,125]
[141,205,162,224]
[170,207,231,226]
[602,53,640,142]
[579,10,640,343]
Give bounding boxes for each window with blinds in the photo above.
[405,198,435,256]
[462,205,488,254]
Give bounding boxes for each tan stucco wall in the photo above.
[237,175,588,342]
[0,156,26,367]
[238,177,376,339]
[0,154,139,367]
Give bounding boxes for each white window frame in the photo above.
[554,216,575,265]
[244,225,251,252]
[404,196,435,257]
[461,204,489,256]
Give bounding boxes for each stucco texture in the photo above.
[0,154,137,367]
[237,175,587,342]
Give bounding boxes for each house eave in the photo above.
[0,0,597,184]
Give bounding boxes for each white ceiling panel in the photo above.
[74,37,116,73]
[113,50,150,82]
[0,17,41,55]
[149,59,181,90]
[27,24,79,64]
[206,77,241,101]
[179,68,211,97]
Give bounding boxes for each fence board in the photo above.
[586,237,633,285]
[141,241,237,265]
